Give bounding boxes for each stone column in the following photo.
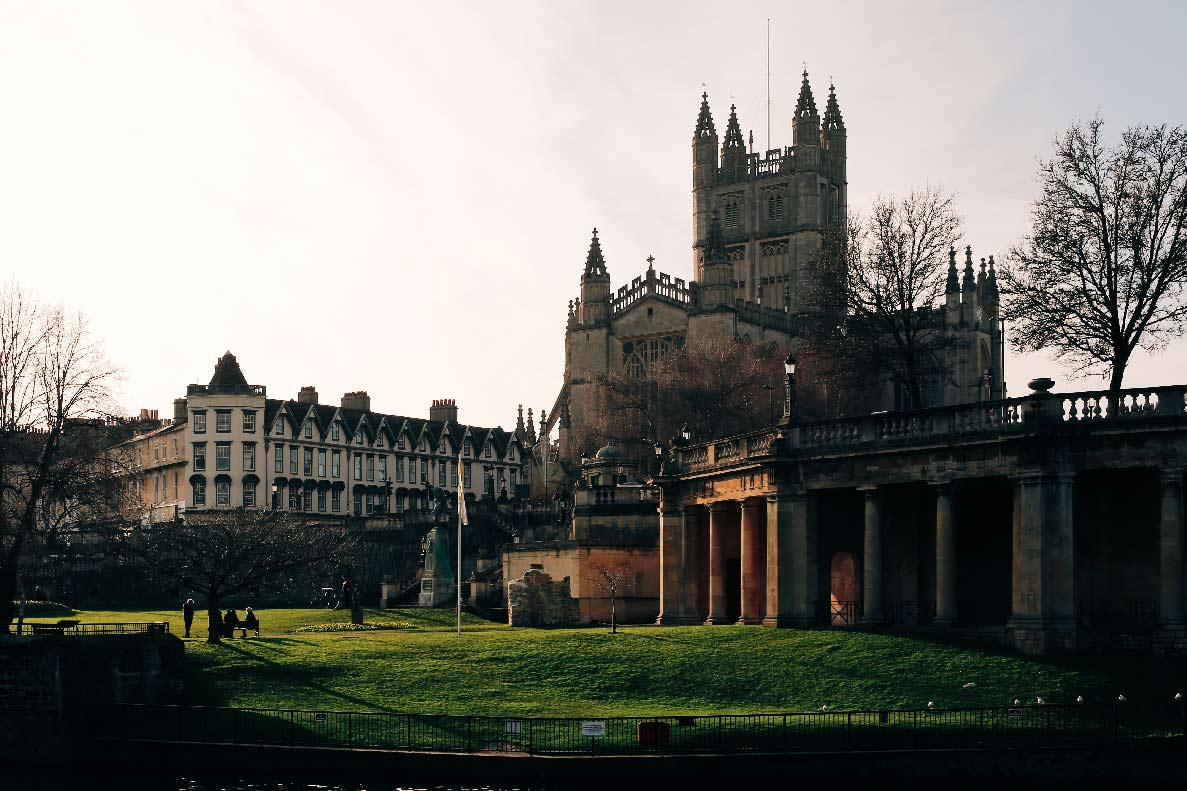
[762,490,817,627]
[933,482,957,627]
[705,501,731,624]
[860,486,884,625]
[680,506,704,623]
[763,493,794,627]
[656,498,685,625]
[1045,473,1077,637]
[739,498,766,625]
[1159,467,1185,629]
[1009,474,1046,652]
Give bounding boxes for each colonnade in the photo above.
[657,467,1185,652]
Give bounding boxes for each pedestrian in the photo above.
[223,608,239,638]
[340,576,353,610]
[243,607,260,637]
[182,598,195,638]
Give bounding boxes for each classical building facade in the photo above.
[116,352,529,522]
[551,72,1003,462]
[652,381,1187,654]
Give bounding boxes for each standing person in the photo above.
[222,608,238,638]
[182,598,196,638]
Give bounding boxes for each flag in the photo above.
[456,453,468,526]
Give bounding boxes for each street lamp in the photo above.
[782,352,798,423]
[653,440,665,475]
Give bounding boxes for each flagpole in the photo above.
[456,501,461,636]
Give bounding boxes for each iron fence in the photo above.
[14,621,170,636]
[92,701,1186,756]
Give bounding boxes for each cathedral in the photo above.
[550,72,1004,463]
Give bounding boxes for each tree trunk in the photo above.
[0,568,15,635]
[206,596,222,644]
[611,591,617,634]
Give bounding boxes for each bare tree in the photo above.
[112,508,358,643]
[0,281,122,633]
[805,188,965,409]
[577,332,784,462]
[585,561,633,634]
[1002,118,1187,390]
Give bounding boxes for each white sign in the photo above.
[581,721,606,737]
[505,720,523,735]
[314,713,328,723]
[1007,708,1023,719]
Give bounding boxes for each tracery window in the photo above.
[621,334,685,378]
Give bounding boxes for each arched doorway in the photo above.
[830,551,860,626]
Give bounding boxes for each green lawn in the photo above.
[22,606,1187,717]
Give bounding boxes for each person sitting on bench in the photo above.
[222,608,239,638]
[242,607,260,637]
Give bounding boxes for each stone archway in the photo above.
[830,550,860,626]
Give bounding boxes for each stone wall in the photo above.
[507,569,581,627]
[0,634,185,762]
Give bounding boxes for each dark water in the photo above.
[11,767,537,791]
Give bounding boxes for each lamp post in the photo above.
[270,483,279,511]
[653,440,665,476]
[782,352,798,424]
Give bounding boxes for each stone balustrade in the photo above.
[670,384,1187,473]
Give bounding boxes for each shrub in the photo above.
[11,600,75,617]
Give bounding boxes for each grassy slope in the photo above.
[26,607,1186,717]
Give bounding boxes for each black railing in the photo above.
[14,621,170,636]
[830,600,859,626]
[94,701,1186,756]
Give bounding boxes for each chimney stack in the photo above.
[173,398,187,422]
[298,386,319,405]
[341,391,371,412]
[429,398,459,424]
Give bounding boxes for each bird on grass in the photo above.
[1013,699,1021,706]
[1117,694,1127,703]
[1076,695,1085,704]
[820,704,829,712]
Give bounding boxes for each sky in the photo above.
[2,1,1185,430]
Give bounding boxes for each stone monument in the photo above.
[418,525,455,607]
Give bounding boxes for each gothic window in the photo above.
[725,202,740,228]
[621,334,685,378]
[767,195,784,222]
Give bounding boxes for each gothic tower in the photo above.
[690,73,847,310]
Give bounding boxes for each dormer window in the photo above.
[484,443,491,459]
[274,419,284,436]
[332,422,340,441]
[397,434,405,450]
[303,421,312,439]
[464,443,471,457]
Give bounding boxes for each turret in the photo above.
[720,104,747,180]
[961,245,979,326]
[792,71,820,150]
[699,210,735,308]
[579,228,611,325]
[945,246,960,326]
[822,82,847,188]
[692,92,718,269]
[984,255,1000,318]
[526,408,537,446]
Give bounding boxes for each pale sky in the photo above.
[2,1,1185,430]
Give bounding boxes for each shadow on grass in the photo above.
[200,641,404,713]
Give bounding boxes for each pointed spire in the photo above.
[723,104,745,152]
[795,70,818,118]
[946,246,960,293]
[694,92,716,138]
[987,255,999,297]
[583,228,607,278]
[705,210,727,263]
[962,245,976,291]
[823,83,845,131]
[516,404,525,436]
[978,257,988,287]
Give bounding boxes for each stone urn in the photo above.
[1027,377,1056,394]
